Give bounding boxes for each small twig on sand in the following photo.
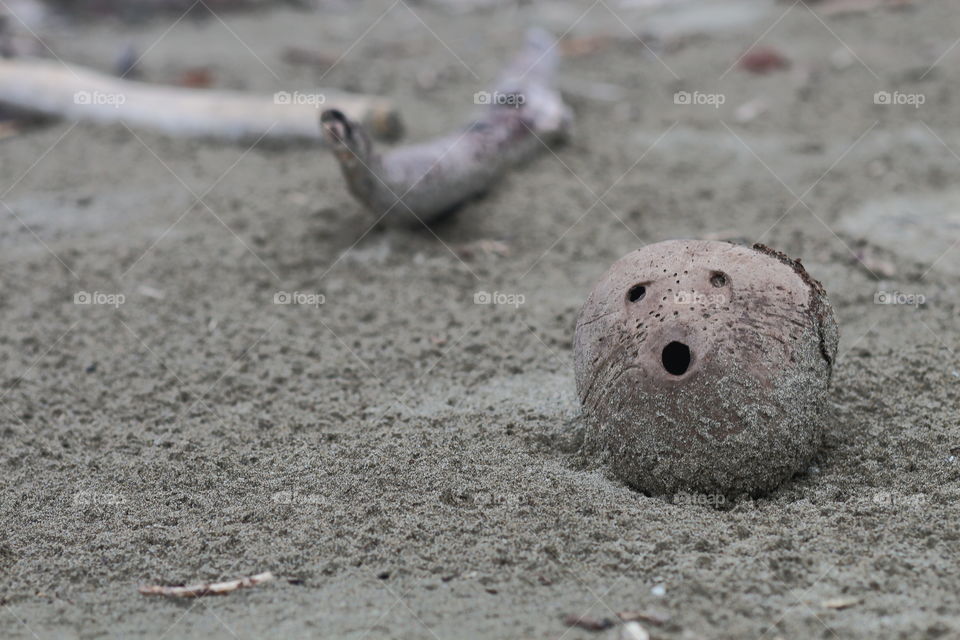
[138,571,274,598]
[0,58,402,143]
[562,613,615,631]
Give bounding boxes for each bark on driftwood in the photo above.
[320,27,571,225]
[0,57,402,143]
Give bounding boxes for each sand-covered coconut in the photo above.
[574,240,839,497]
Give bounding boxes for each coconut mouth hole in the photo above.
[662,341,692,376]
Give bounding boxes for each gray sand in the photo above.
[2,1,959,638]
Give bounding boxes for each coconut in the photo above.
[573,240,839,497]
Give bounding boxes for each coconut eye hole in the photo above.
[627,284,646,302]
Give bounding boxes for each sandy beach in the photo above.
[1,0,959,637]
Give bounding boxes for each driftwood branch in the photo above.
[0,58,402,142]
[138,571,274,597]
[321,27,571,225]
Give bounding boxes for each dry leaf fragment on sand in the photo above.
[562,613,615,631]
[176,67,214,89]
[739,46,791,74]
[138,571,274,598]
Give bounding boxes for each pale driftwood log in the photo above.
[321,27,572,225]
[138,571,274,597]
[0,58,402,142]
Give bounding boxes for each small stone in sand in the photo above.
[620,621,650,640]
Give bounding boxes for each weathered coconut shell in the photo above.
[574,240,839,497]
